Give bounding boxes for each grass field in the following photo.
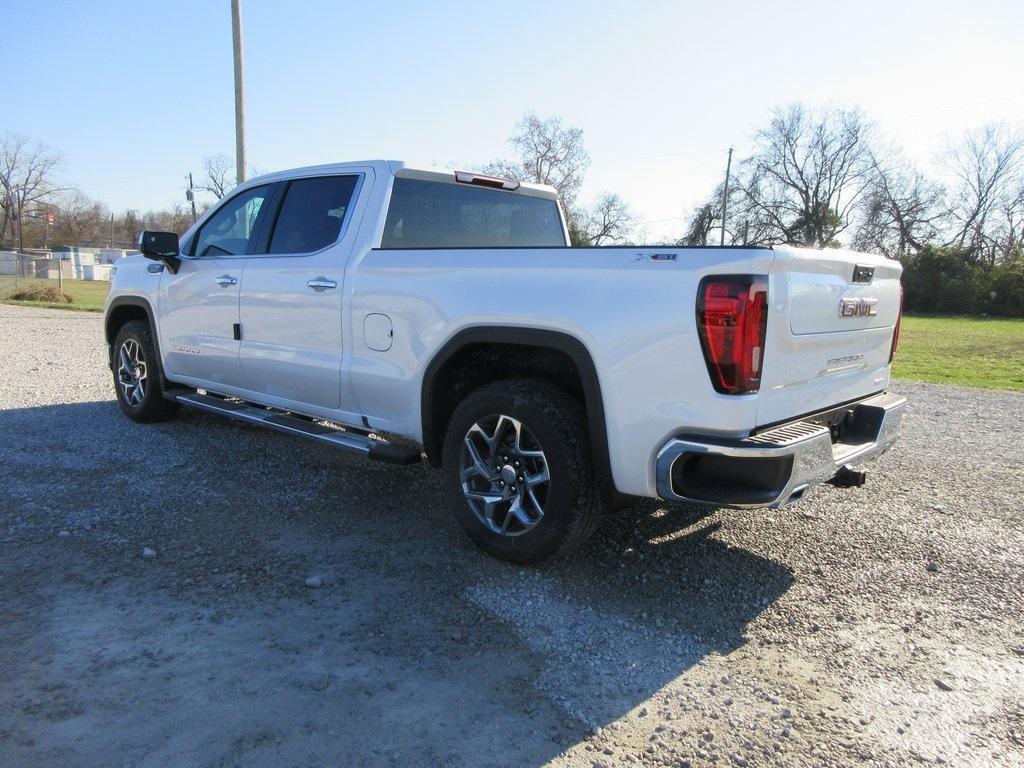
[0,276,110,311]
[1,280,1020,391]
[893,315,1024,391]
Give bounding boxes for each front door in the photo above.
[237,174,362,409]
[159,184,271,389]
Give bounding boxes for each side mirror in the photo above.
[138,230,181,273]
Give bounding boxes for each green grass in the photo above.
[893,315,1024,391]
[0,276,110,311]
[1,276,1020,390]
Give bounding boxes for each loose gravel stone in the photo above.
[0,306,1022,768]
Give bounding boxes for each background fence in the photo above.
[0,250,116,309]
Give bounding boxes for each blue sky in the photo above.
[5,0,1024,240]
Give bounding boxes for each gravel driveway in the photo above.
[1,304,1021,768]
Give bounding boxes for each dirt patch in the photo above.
[7,285,72,304]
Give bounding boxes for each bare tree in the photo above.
[680,201,719,246]
[142,204,194,236]
[688,105,877,248]
[0,133,64,248]
[51,190,109,246]
[944,124,1023,264]
[581,193,634,245]
[482,112,591,227]
[198,154,235,199]
[995,177,1024,256]
[853,151,945,256]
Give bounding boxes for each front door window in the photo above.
[193,185,269,258]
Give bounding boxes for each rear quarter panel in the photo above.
[346,246,776,497]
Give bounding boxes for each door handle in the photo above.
[307,277,337,291]
[216,275,237,286]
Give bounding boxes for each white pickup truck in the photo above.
[105,160,906,562]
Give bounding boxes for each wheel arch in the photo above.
[420,326,620,502]
[104,296,171,387]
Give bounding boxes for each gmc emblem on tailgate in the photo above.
[839,297,879,318]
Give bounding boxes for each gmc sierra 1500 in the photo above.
[105,161,906,562]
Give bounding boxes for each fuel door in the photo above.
[363,313,393,352]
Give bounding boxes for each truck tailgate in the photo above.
[756,246,902,426]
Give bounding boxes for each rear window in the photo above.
[381,178,566,248]
[268,175,358,254]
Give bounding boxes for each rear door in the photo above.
[756,246,902,425]
[236,172,365,409]
[159,184,271,388]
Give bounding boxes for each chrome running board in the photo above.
[176,392,421,465]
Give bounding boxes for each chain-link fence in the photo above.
[0,250,115,309]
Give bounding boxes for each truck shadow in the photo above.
[0,400,794,767]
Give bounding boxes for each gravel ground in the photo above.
[0,304,1022,768]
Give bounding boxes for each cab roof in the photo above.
[242,160,559,200]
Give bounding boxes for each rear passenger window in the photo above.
[381,178,566,248]
[268,175,358,254]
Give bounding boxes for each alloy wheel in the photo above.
[459,414,550,536]
[116,338,147,407]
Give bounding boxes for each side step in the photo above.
[176,392,422,465]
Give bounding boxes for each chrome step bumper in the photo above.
[176,392,422,465]
[656,392,907,508]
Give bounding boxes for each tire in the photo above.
[441,379,604,564]
[111,319,180,423]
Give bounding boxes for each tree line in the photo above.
[479,107,1023,316]
[0,135,237,251]
[680,105,1023,316]
[3,108,1021,316]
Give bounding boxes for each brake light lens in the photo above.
[890,284,903,362]
[697,276,769,395]
[454,170,521,191]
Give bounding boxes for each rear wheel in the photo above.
[112,320,180,423]
[441,379,603,563]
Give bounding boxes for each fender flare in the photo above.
[104,295,173,391]
[420,326,620,501]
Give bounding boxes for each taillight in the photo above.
[696,275,769,395]
[890,284,903,362]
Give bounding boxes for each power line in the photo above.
[878,93,1024,125]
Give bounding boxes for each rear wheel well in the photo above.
[421,329,622,505]
[427,342,585,462]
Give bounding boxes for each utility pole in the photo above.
[13,184,25,255]
[10,185,21,288]
[186,172,197,223]
[231,0,247,185]
[719,147,733,246]
[109,213,114,248]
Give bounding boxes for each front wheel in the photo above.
[111,320,180,423]
[441,379,604,564]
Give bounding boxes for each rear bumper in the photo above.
[655,392,907,508]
